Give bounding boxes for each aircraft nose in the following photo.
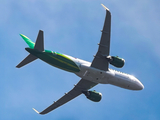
[137,82,144,90]
[129,75,144,90]
[135,80,144,90]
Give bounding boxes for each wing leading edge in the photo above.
[33,79,98,115]
[91,4,111,71]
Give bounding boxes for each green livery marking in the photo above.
[39,51,80,72]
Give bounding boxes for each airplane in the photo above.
[16,4,144,115]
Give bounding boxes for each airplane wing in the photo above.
[33,79,98,115]
[91,4,111,71]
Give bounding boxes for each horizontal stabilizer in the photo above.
[34,30,44,51]
[16,54,37,68]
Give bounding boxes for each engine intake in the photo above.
[106,56,125,68]
[82,90,102,102]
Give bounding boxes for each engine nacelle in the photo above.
[106,56,125,68]
[82,90,102,102]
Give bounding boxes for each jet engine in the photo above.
[106,56,125,68]
[82,90,102,102]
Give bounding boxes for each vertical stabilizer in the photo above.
[20,34,35,49]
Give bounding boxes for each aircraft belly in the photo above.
[76,64,134,90]
[75,64,115,84]
[107,74,133,89]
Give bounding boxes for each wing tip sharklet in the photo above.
[101,4,110,11]
[32,108,41,114]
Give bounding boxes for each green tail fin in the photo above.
[16,30,44,68]
[20,34,35,49]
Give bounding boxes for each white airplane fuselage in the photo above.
[66,54,144,90]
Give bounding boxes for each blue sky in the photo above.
[1,0,160,120]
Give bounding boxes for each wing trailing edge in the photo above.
[91,4,111,71]
[32,79,98,115]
